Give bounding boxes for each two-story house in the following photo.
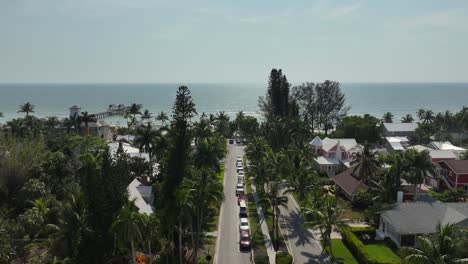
[310,136,362,177]
[437,160,468,191]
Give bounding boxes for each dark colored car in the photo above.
[229,139,234,144]
[239,231,251,250]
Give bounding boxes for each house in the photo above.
[310,136,363,176]
[384,137,410,152]
[429,141,466,158]
[377,202,468,248]
[80,120,112,139]
[382,123,418,137]
[128,178,153,214]
[108,141,150,162]
[331,168,367,201]
[438,160,468,191]
[406,145,457,163]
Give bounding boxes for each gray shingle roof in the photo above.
[383,123,418,132]
[381,202,468,235]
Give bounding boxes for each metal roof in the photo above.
[383,123,418,132]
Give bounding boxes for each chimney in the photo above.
[397,191,404,203]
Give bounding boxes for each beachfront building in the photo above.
[108,141,150,161]
[310,136,363,177]
[377,202,468,248]
[81,120,112,140]
[382,122,418,137]
[384,136,410,152]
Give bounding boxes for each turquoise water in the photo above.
[1,83,468,125]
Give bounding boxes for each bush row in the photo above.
[341,226,399,264]
[276,251,293,264]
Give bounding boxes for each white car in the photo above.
[239,218,250,232]
[238,177,244,185]
[236,183,244,189]
[237,157,243,163]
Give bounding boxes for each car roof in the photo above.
[240,218,248,223]
[239,201,247,207]
[241,231,250,237]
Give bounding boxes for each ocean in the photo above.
[1,83,468,126]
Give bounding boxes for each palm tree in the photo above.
[351,145,381,182]
[155,111,169,126]
[192,168,224,262]
[402,223,468,264]
[111,198,143,264]
[382,112,394,123]
[18,102,35,116]
[401,114,414,123]
[264,181,288,251]
[305,195,344,261]
[51,190,90,259]
[417,109,426,121]
[128,103,142,119]
[140,213,159,264]
[422,110,435,124]
[283,148,317,211]
[140,109,153,121]
[404,149,435,201]
[134,124,158,160]
[80,112,96,136]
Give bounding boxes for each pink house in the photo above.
[310,136,363,177]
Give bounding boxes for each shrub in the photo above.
[350,226,376,242]
[384,237,398,252]
[276,251,293,264]
[254,255,269,264]
[342,226,399,264]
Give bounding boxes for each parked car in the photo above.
[239,231,251,250]
[239,218,249,231]
[237,157,243,163]
[236,138,241,145]
[238,195,246,205]
[236,187,245,196]
[238,177,244,185]
[229,139,234,144]
[239,201,247,217]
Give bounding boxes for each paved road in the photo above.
[215,144,252,264]
[279,193,330,264]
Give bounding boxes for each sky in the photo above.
[1,0,468,83]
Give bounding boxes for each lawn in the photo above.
[336,194,365,221]
[329,240,358,264]
[365,243,401,263]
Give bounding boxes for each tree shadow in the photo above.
[281,210,315,247]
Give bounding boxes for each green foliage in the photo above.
[334,114,380,143]
[429,188,467,202]
[352,189,373,209]
[276,251,293,264]
[341,226,400,264]
[254,255,270,264]
[383,237,398,252]
[325,240,359,264]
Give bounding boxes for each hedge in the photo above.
[254,255,269,264]
[276,251,293,264]
[341,226,398,264]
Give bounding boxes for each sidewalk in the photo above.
[278,193,330,264]
[251,180,276,264]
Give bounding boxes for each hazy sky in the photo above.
[1,0,468,83]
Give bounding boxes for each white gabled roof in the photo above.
[314,156,341,165]
[322,138,358,152]
[128,179,153,214]
[383,123,418,132]
[108,142,150,162]
[429,141,466,151]
[385,136,409,143]
[310,136,323,147]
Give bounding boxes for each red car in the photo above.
[238,195,246,205]
[239,231,251,250]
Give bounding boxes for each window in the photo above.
[464,185,468,191]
